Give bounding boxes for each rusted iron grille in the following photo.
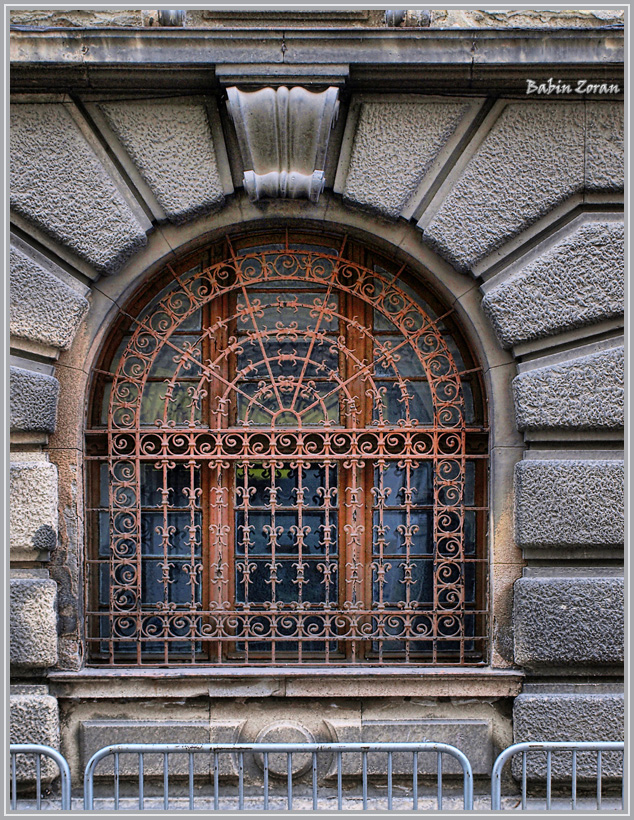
[85,235,488,665]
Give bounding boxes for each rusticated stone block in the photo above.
[10,461,58,558]
[513,577,624,667]
[10,578,58,669]
[10,103,146,275]
[482,220,624,347]
[10,687,60,782]
[513,347,624,430]
[515,460,623,548]
[342,100,471,218]
[99,99,226,223]
[80,721,211,775]
[424,102,585,272]
[10,366,59,434]
[10,244,88,349]
[513,693,624,779]
[586,102,624,192]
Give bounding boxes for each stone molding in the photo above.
[226,85,339,202]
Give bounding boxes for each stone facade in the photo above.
[9,10,623,804]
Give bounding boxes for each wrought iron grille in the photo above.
[85,232,488,665]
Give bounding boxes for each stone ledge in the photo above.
[513,577,623,668]
[10,578,58,669]
[48,668,524,700]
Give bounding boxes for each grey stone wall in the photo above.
[10,687,61,782]
[10,366,59,434]
[482,220,624,348]
[98,99,226,223]
[10,578,58,669]
[10,461,58,560]
[10,104,147,275]
[513,576,624,668]
[10,244,89,350]
[514,460,623,549]
[513,347,624,430]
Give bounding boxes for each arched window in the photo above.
[86,231,488,666]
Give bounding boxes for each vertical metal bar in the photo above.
[362,751,368,811]
[263,752,269,811]
[11,754,17,811]
[312,752,318,810]
[163,752,169,810]
[521,751,527,810]
[114,752,120,811]
[571,750,576,810]
[412,751,418,811]
[546,751,552,810]
[622,751,625,810]
[214,752,219,811]
[387,751,393,811]
[287,752,293,810]
[139,753,144,810]
[597,750,602,810]
[437,751,442,810]
[189,753,194,811]
[337,752,342,811]
[35,754,41,811]
[238,751,244,810]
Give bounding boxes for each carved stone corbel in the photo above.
[226,86,339,203]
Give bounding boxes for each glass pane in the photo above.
[140,463,201,508]
[147,336,202,379]
[140,381,202,426]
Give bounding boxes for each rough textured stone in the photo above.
[515,459,623,548]
[98,99,225,223]
[10,578,58,669]
[514,347,624,430]
[343,101,470,218]
[482,221,624,347]
[10,366,59,434]
[10,690,61,782]
[423,103,585,272]
[80,722,211,775]
[10,461,58,558]
[513,694,624,780]
[10,104,146,275]
[430,8,624,27]
[586,103,624,191]
[513,577,624,667]
[10,244,89,349]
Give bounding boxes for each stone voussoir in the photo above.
[10,690,61,782]
[10,244,89,350]
[513,693,624,779]
[10,103,147,275]
[513,346,624,430]
[10,366,59,434]
[342,98,471,218]
[10,578,58,669]
[10,461,58,558]
[423,101,585,272]
[513,576,624,668]
[514,459,623,548]
[98,98,226,224]
[482,220,624,347]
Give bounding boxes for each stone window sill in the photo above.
[48,667,523,699]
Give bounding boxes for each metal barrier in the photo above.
[83,742,474,811]
[9,744,72,811]
[491,742,625,811]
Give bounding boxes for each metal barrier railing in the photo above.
[83,742,474,811]
[491,742,625,811]
[9,744,72,811]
